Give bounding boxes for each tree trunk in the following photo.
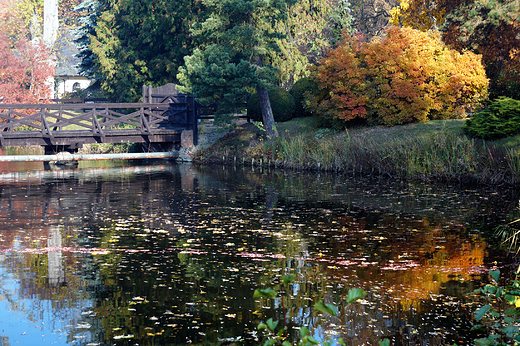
[257,87,278,139]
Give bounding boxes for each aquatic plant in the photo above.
[472,268,520,345]
[253,274,389,346]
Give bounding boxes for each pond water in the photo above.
[0,159,518,346]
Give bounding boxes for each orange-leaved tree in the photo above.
[309,35,369,124]
[311,27,488,127]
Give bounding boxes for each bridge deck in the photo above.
[0,102,193,150]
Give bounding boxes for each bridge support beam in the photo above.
[44,143,84,155]
[178,130,196,162]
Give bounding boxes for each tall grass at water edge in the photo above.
[249,128,520,185]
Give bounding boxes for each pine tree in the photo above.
[73,0,104,78]
[88,0,200,101]
[177,0,297,138]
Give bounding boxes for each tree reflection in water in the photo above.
[0,163,516,345]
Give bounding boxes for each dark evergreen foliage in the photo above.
[247,88,295,123]
[73,0,104,78]
[463,97,520,139]
[289,77,320,117]
[89,0,201,101]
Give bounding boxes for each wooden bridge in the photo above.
[0,84,248,160]
[0,91,197,155]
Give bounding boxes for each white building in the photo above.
[54,32,95,98]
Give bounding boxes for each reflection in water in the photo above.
[0,162,517,345]
[48,226,64,286]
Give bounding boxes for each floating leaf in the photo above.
[379,339,390,346]
[475,305,492,321]
[346,288,367,303]
[490,269,500,282]
[314,301,338,316]
[254,289,277,298]
[266,318,278,331]
[282,274,295,286]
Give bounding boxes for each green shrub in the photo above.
[463,97,520,139]
[289,77,320,117]
[247,87,295,123]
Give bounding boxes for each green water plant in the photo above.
[472,268,520,345]
[253,274,388,346]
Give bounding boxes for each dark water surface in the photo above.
[0,161,518,345]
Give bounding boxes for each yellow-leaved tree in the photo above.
[310,27,488,127]
[389,0,451,30]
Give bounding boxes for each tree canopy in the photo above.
[264,0,355,88]
[79,0,357,104]
[0,0,54,103]
[441,0,520,97]
[177,0,299,137]
[0,32,54,103]
[389,0,520,98]
[89,0,201,101]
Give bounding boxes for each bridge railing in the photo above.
[0,102,184,138]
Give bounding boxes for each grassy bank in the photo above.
[194,117,520,186]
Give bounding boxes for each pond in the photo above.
[0,160,518,345]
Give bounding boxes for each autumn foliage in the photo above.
[0,0,54,105]
[0,34,54,104]
[311,27,489,127]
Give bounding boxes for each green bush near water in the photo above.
[247,87,295,123]
[289,77,320,118]
[464,97,520,139]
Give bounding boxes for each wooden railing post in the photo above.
[190,94,198,146]
[7,108,12,131]
[41,108,54,138]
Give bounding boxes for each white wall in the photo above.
[56,77,93,98]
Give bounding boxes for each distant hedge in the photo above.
[464,97,520,139]
[247,87,295,123]
[290,77,319,117]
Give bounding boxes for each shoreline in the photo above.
[192,119,520,187]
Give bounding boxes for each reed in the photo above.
[196,119,520,185]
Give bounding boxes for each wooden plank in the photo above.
[140,107,152,134]
[91,109,105,136]
[40,110,54,138]
[0,103,169,110]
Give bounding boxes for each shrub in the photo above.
[247,87,295,123]
[489,74,520,101]
[289,77,320,117]
[310,27,489,127]
[463,97,520,139]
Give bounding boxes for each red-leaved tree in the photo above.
[0,32,54,104]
